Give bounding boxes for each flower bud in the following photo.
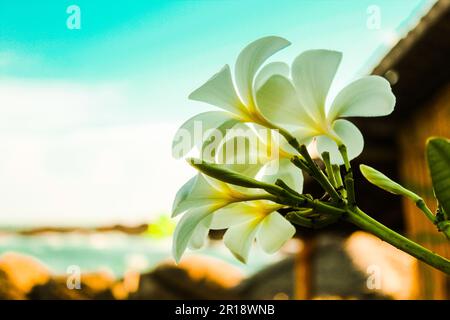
[360,164,421,202]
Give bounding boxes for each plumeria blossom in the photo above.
[210,201,295,262]
[172,36,292,159]
[257,49,396,163]
[172,173,295,263]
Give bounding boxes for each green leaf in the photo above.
[360,164,421,202]
[427,137,450,215]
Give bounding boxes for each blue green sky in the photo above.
[0,0,434,226]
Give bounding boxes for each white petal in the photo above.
[172,176,196,217]
[291,50,342,120]
[217,125,260,164]
[328,76,396,120]
[316,119,364,164]
[235,36,291,105]
[256,75,314,126]
[257,212,296,254]
[210,202,260,229]
[260,158,304,193]
[189,65,246,117]
[286,126,317,148]
[172,111,238,159]
[172,203,226,262]
[216,124,266,180]
[201,118,240,162]
[223,218,262,263]
[188,215,213,250]
[172,174,228,217]
[254,62,289,91]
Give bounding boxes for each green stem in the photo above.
[338,144,351,172]
[332,164,347,198]
[276,126,302,154]
[291,156,313,176]
[322,152,337,188]
[338,145,355,206]
[416,199,436,224]
[275,179,303,197]
[298,145,341,203]
[287,211,340,229]
[240,194,280,202]
[345,175,356,207]
[345,208,450,275]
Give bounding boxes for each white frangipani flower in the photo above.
[210,201,295,263]
[172,36,292,159]
[256,49,396,163]
[172,173,293,263]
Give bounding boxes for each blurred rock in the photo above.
[0,269,26,299]
[28,272,116,300]
[129,255,240,299]
[171,255,244,288]
[0,252,50,299]
[235,257,296,300]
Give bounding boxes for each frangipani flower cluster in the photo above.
[171,36,395,263]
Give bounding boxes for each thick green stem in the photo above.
[345,208,450,275]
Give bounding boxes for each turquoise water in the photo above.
[0,233,277,278]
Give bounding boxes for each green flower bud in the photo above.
[360,164,421,202]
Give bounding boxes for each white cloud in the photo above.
[0,123,194,226]
[0,79,194,226]
[0,79,130,132]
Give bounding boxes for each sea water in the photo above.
[0,233,277,277]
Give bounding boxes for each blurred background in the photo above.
[0,0,448,299]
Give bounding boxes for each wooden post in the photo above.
[294,237,314,299]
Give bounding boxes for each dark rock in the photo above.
[129,263,237,300]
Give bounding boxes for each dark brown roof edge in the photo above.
[372,0,450,76]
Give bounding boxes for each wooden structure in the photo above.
[365,0,450,299]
